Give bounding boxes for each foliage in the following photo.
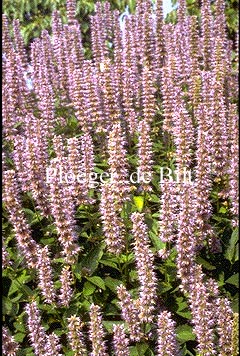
[2,0,136,47]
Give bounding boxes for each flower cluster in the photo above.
[100,182,126,254]
[58,266,74,307]
[131,212,157,323]
[117,285,142,341]
[2,327,19,356]
[89,304,108,356]
[67,315,87,355]
[156,311,179,356]
[112,324,130,356]
[3,170,39,268]
[36,246,56,304]
[25,301,48,356]
[2,0,238,354]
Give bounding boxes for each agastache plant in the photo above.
[2,0,238,354]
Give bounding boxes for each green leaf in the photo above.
[14,332,26,342]
[133,196,144,212]
[17,270,33,284]
[136,343,149,354]
[19,347,35,356]
[102,320,125,333]
[224,228,239,264]
[11,293,24,303]
[181,343,196,356]
[40,237,55,245]
[147,194,160,203]
[65,351,75,356]
[86,276,105,290]
[149,231,166,251]
[176,324,196,344]
[231,294,239,313]
[175,297,192,318]
[8,280,20,297]
[13,320,26,333]
[159,281,172,293]
[104,277,122,293]
[83,281,96,296]
[81,243,105,275]
[2,296,19,316]
[225,273,239,287]
[234,243,239,262]
[176,310,192,319]
[196,256,216,270]
[219,206,227,214]
[20,285,35,297]
[129,343,149,355]
[100,259,119,270]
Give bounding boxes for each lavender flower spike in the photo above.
[3,170,39,268]
[58,266,74,307]
[100,182,126,254]
[131,212,157,323]
[89,304,108,356]
[156,311,180,356]
[117,285,142,342]
[36,246,56,304]
[45,333,62,356]
[67,315,87,355]
[2,327,19,356]
[216,297,234,356]
[25,301,47,356]
[113,324,130,356]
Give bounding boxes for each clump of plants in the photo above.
[2,0,239,355]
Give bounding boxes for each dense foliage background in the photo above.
[2,0,239,355]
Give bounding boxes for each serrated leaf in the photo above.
[86,276,105,290]
[83,281,96,296]
[219,206,227,214]
[231,294,239,313]
[159,282,172,293]
[2,296,19,316]
[234,243,239,262]
[13,321,26,333]
[40,237,55,245]
[176,324,196,344]
[14,332,26,342]
[104,277,122,293]
[20,285,35,297]
[149,231,166,251]
[8,280,20,297]
[17,270,33,284]
[175,297,192,318]
[129,343,149,355]
[100,259,119,270]
[224,228,239,263]
[81,243,105,275]
[19,347,35,356]
[136,343,149,354]
[225,273,239,287]
[176,310,192,319]
[65,351,75,356]
[147,194,160,203]
[11,293,24,303]
[196,256,216,270]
